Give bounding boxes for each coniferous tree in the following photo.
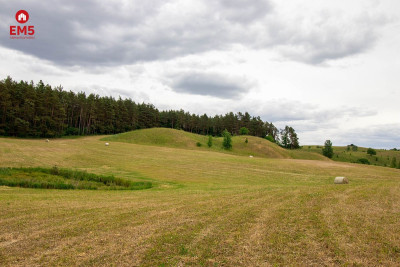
[322,140,334,158]
[0,77,298,142]
[222,129,232,150]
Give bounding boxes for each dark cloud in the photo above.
[274,14,384,64]
[0,0,387,66]
[171,72,252,98]
[0,0,164,66]
[213,0,272,24]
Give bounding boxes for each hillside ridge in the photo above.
[102,128,327,160]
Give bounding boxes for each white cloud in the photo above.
[0,0,399,148]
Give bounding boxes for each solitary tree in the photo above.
[222,129,232,150]
[367,148,376,156]
[322,140,334,158]
[207,135,213,147]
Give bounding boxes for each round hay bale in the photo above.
[334,176,348,184]
[105,143,109,146]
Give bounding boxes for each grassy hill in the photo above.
[102,128,327,160]
[302,145,400,168]
[1,135,400,266]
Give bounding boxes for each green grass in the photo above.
[302,145,400,167]
[0,167,152,190]
[102,128,326,160]
[0,135,399,266]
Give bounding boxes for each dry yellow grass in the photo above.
[0,135,400,266]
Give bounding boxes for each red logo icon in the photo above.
[15,10,29,24]
[10,10,35,39]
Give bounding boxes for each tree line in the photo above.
[0,77,299,148]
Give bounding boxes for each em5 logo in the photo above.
[10,10,35,39]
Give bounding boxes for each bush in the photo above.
[245,138,248,144]
[196,142,202,147]
[65,127,80,136]
[0,167,152,190]
[265,135,275,143]
[207,136,212,148]
[222,129,232,150]
[391,157,397,168]
[239,127,249,135]
[358,158,370,165]
[367,148,376,156]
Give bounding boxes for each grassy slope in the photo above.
[0,136,400,266]
[102,128,326,160]
[302,145,400,167]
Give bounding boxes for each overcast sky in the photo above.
[1,0,399,148]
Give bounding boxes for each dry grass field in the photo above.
[1,131,400,266]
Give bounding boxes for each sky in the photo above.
[0,0,399,148]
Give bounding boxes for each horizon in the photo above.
[1,75,399,150]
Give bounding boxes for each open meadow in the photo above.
[1,130,400,266]
[302,145,400,168]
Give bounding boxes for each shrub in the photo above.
[0,167,152,190]
[358,158,370,165]
[239,127,249,135]
[50,165,59,175]
[245,138,248,144]
[65,127,79,136]
[196,142,202,147]
[391,157,397,168]
[265,135,275,143]
[367,148,376,156]
[207,136,212,148]
[222,129,232,150]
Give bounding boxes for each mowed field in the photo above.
[1,131,400,266]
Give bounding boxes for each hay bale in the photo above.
[46,139,49,142]
[105,143,109,146]
[334,176,348,184]
[249,155,253,158]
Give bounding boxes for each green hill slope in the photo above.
[301,145,400,167]
[102,128,326,160]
